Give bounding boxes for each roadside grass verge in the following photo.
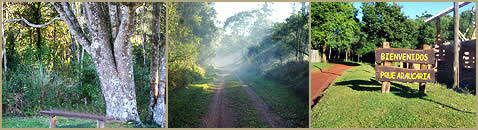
[239,72,308,128]
[311,62,332,72]
[311,63,476,128]
[2,116,133,128]
[224,75,268,128]
[167,70,216,128]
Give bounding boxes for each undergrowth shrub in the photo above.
[168,64,205,90]
[264,61,309,98]
[2,58,105,116]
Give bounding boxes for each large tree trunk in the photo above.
[149,3,166,127]
[53,2,141,122]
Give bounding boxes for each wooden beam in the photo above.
[425,2,470,23]
[453,2,460,88]
[381,42,391,93]
[40,111,113,121]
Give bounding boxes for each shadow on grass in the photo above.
[335,79,475,114]
[330,61,361,66]
[312,64,325,72]
[57,122,96,128]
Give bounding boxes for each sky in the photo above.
[213,2,305,26]
[353,2,476,21]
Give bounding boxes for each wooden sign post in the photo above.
[375,42,436,93]
[381,42,391,93]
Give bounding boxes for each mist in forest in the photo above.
[211,2,309,70]
[168,2,310,128]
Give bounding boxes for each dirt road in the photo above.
[233,73,288,128]
[202,73,234,128]
[310,63,355,107]
[202,69,287,128]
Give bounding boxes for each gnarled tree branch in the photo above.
[3,17,61,28]
[52,2,92,51]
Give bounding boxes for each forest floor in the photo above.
[310,62,357,106]
[311,63,476,128]
[1,116,134,128]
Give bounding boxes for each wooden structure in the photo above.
[40,111,116,128]
[375,42,436,93]
[426,2,476,90]
[435,40,476,89]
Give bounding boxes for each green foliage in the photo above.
[244,3,309,73]
[264,61,309,98]
[133,64,151,121]
[311,2,359,51]
[168,2,218,90]
[2,60,105,116]
[168,72,216,128]
[168,64,205,90]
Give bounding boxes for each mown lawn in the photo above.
[311,62,332,72]
[224,75,268,128]
[167,71,216,128]
[2,116,134,128]
[311,63,476,128]
[240,72,309,128]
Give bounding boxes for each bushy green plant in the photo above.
[264,61,309,98]
[2,56,105,116]
[168,64,205,90]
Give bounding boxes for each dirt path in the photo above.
[310,63,355,107]
[202,73,234,128]
[233,72,288,128]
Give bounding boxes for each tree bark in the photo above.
[149,3,166,127]
[53,2,141,122]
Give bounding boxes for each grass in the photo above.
[167,71,216,128]
[311,62,332,72]
[224,75,268,128]
[2,116,133,128]
[311,63,476,128]
[239,72,308,128]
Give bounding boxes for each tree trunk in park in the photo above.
[337,48,341,61]
[345,47,350,61]
[328,46,331,61]
[149,3,167,127]
[141,4,147,66]
[52,2,141,122]
[321,45,327,63]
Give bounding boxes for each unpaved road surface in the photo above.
[202,73,234,128]
[202,69,288,128]
[310,63,355,107]
[233,73,288,128]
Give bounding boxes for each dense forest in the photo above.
[168,2,309,128]
[312,2,476,63]
[2,2,167,128]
